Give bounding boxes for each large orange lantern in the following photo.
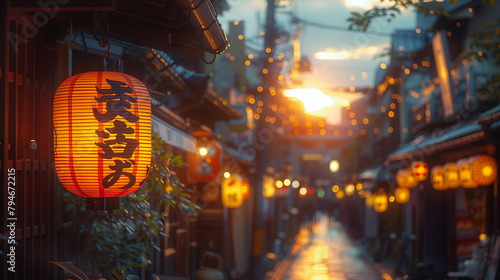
[222,173,243,208]
[457,158,477,189]
[469,155,497,186]
[395,187,410,204]
[53,71,151,200]
[396,168,419,189]
[431,165,447,191]
[444,162,460,189]
[411,161,428,181]
[373,190,388,213]
[187,131,223,183]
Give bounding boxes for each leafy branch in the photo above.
[59,132,198,277]
[347,0,449,32]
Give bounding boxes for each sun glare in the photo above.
[343,0,393,9]
[343,0,374,9]
[314,45,389,61]
[284,88,335,112]
[315,51,348,60]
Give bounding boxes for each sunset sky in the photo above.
[219,0,416,121]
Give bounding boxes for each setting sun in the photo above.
[284,88,335,112]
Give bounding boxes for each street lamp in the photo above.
[329,160,339,173]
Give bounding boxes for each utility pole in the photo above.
[251,0,277,278]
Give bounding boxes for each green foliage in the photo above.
[462,19,500,65]
[61,132,197,274]
[347,0,449,32]
[52,261,146,280]
[346,0,500,96]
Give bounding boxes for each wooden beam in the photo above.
[9,0,115,12]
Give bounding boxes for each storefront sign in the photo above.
[152,116,196,153]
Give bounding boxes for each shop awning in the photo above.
[222,144,256,166]
[359,166,382,181]
[477,104,500,125]
[387,119,484,162]
[137,47,210,93]
[358,164,395,190]
[13,0,228,58]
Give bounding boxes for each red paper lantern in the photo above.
[395,187,410,204]
[187,131,223,183]
[396,168,419,189]
[411,161,428,181]
[469,155,498,186]
[373,190,388,213]
[444,162,460,189]
[53,71,151,198]
[431,165,447,191]
[241,177,250,200]
[457,158,477,189]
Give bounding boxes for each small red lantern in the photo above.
[395,187,410,204]
[396,168,419,189]
[469,155,497,186]
[373,190,388,213]
[457,158,477,189]
[53,71,151,202]
[444,162,460,189]
[431,165,447,191]
[241,177,250,200]
[187,131,223,183]
[411,161,428,181]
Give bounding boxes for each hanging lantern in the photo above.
[365,192,374,208]
[444,162,460,189]
[299,187,308,197]
[373,190,388,213]
[431,165,447,191]
[53,71,151,203]
[394,187,410,204]
[335,190,345,200]
[329,160,340,173]
[222,173,243,208]
[469,155,498,186]
[396,168,419,189]
[187,131,223,183]
[345,184,356,196]
[411,161,429,181]
[457,158,477,189]
[263,174,276,198]
[241,177,250,200]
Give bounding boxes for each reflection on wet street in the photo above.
[282,213,379,280]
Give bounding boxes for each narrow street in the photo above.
[269,213,381,280]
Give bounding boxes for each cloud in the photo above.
[342,0,395,10]
[314,44,389,60]
[342,0,377,9]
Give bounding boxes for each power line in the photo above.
[290,14,392,37]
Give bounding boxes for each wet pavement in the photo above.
[270,213,381,280]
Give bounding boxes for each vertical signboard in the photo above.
[432,31,454,118]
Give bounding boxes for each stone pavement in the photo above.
[267,213,383,280]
